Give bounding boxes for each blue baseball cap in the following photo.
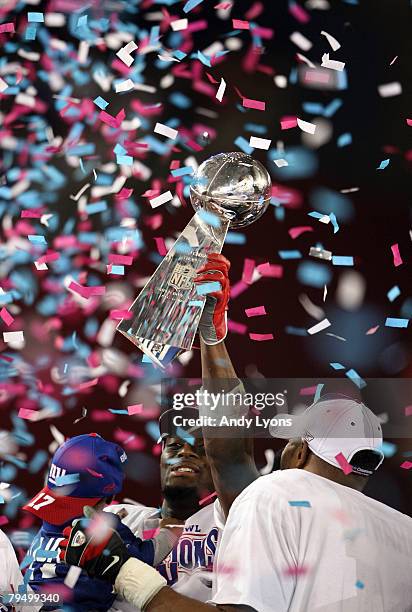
[23,433,127,525]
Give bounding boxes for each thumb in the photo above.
[84,505,96,519]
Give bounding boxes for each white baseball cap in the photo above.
[270,397,384,476]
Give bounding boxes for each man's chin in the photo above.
[162,483,199,499]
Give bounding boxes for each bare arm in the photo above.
[201,339,259,518]
[146,587,254,612]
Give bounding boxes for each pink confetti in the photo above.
[0,23,15,33]
[230,281,249,298]
[127,404,143,415]
[400,461,412,470]
[86,468,103,478]
[228,319,247,334]
[366,325,380,335]
[299,385,318,396]
[406,119,412,127]
[245,306,267,317]
[256,262,283,278]
[214,2,232,8]
[242,258,255,284]
[154,237,168,256]
[243,97,266,111]
[18,408,38,420]
[143,528,160,539]
[116,188,134,199]
[68,281,106,299]
[391,243,402,267]
[281,116,298,130]
[109,310,133,320]
[283,564,309,577]
[0,516,9,527]
[404,406,412,417]
[335,452,353,475]
[232,19,250,29]
[0,307,14,327]
[108,254,133,265]
[288,226,314,239]
[288,2,310,23]
[199,491,217,506]
[76,378,99,390]
[249,333,274,341]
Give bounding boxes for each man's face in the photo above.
[160,435,214,495]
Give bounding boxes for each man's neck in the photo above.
[161,490,201,520]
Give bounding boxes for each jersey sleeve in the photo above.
[212,488,297,612]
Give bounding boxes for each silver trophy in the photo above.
[117,152,272,368]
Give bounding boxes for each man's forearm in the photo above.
[146,587,230,611]
[200,339,259,517]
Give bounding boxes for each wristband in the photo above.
[114,557,167,610]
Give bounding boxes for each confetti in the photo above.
[307,319,331,335]
[154,123,179,140]
[377,159,390,170]
[321,30,341,51]
[290,31,312,51]
[378,82,402,97]
[332,255,354,266]
[321,54,345,71]
[387,286,400,302]
[243,98,266,111]
[3,331,24,343]
[249,333,274,341]
[116,41,138,67]
[400,461,412,470]
[249,136,272,150]
[245,306,267,317]
[385,318,409,329]
[149,191,174,208]
[216,78,226,101]
[171,19,188,32]
[391,243,402,267]
[288,500,311,507]
[335,452,353,475]
[297,118,317,134]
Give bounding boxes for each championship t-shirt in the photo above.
[212,469,412,612]
[105,501,221,612]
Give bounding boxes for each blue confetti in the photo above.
[387,286,400,302]
[288,500,311,508]
[314,383,324,402]
[285,326,308,336]
[234,136,253,155]
[355,580,364,589]
[109,265,124,275]
[278,250,302,259]
[176,427,195,446]
[385,317,409,328]
[225,232,246,245]
[171,166,194,177]
[55,473,80,486]
[332,255,354,266]
[345,369,366,389]
[378,441,397,458]
[196,281,221,295]
[337,133,352,147]
[28,12,44,22]
[297,261,332,288]
[198,210,221,227]
[94,96,108,109]
[377,159,390,170]
[330,362,345,370]
[183,0,203,13]
[85,201,107,215]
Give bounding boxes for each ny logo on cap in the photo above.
[72,530,87,547]
[48,463,67,485]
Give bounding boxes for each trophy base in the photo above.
[117,327,183,370]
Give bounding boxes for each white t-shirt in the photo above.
[212,470,412,612]
[105,501,222,611]
[0,529,39,612]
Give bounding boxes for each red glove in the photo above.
[194,253,230,345]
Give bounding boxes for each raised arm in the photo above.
[195,254,259,518]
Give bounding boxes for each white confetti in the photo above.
[3,331,24,343]
[216,77,226,102]
[249,136,272,150]
[64,566,82,589]
[150,190,173,208]
[273,158,289,168]
[321,30,341,51]
[296,53,316,68]
[0,77,8,93]
[290,31,313,51]
[115,79,135,93]
[297,117,317,134]
[116,41,138,67]
[154,122,178,140]
[321,53,345,71]
[171,18,188,31]
[307,318,331,335]
[378,82,402,97]
[78,41,89,64]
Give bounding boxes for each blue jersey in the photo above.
[26,518,155,611]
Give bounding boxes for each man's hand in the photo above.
[195,253,230,345]
[59,508,130,583]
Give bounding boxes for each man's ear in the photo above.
[296,440,310,468]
